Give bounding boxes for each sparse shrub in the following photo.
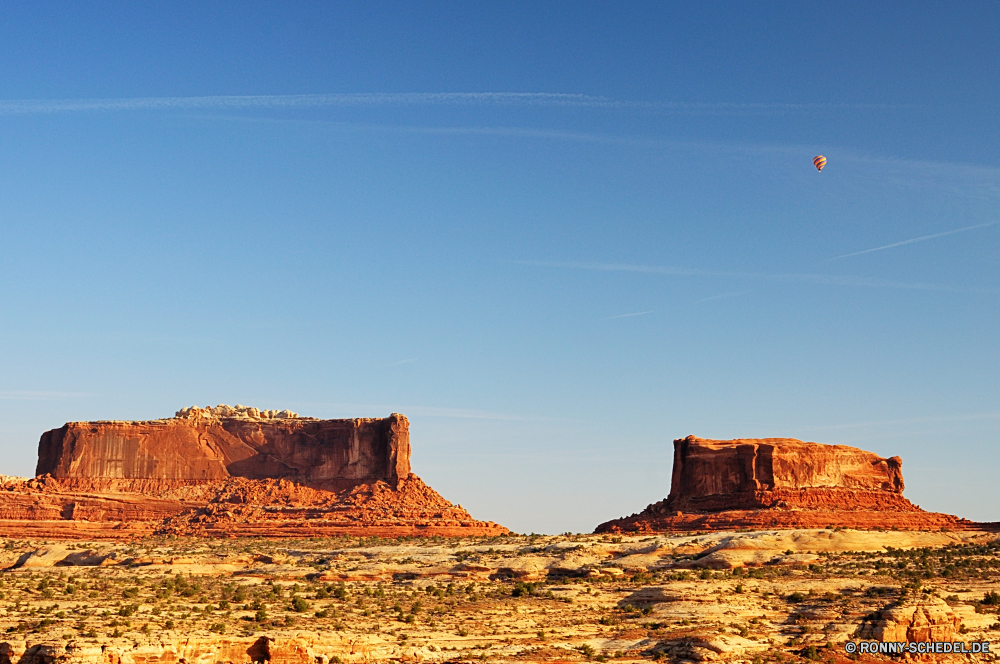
[512,582,535,598]
[801,644,820,660]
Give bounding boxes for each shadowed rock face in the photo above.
[36,407,410,488]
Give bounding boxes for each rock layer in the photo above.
[597,436,995,533]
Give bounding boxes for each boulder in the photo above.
[858,597,962,642]
[11,546,115,568]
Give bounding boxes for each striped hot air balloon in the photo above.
[813,155,827,172]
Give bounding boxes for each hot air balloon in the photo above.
[813,155,827,172]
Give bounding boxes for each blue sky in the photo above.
[1,2,998,533]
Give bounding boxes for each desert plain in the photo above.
[2,528,1000,664]
[2,408,999,663]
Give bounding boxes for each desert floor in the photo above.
[1,529,999,663]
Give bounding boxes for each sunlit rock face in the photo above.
[35,406,410,488]
[595,436,989,534]
[664,435,905,512]
[3,407,505,539]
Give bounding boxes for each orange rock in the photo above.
[37,408,410,488]
[0,408,506,540]
[596,436,998,533]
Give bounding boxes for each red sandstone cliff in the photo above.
[2,406,505,539]
[36,406,410,489]
[596,435,989,533]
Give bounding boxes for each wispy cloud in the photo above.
[829,221,1000,260]
[599,310,653,320]
[0,92,914,116]
[697,291,751,303]
[0,390,93,400]
[285,400,560,422]
[797,410,1000,433]
[0,93,617,115]
[516,260,994,294]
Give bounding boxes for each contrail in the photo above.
[829,221,999,260]
[516,259,993,293]
[599,310,653,320]
[0,93,913,115]
[697,291,750,303]
[0,390,93,400]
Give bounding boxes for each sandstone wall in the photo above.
[590,434,982,533]
[36,408,410,488]
[666,435,904,511]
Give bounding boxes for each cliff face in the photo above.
[8,406,505,539]
[596,435,980,534]
[665,435,905,512]
[36,406,410,488]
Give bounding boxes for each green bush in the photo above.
[801,645,820,661]
[512,582,536,598]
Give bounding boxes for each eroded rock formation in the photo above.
[596,436,990,533]
[857,598,964,643]
[1,406,505,539]
[37,406,410,488]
